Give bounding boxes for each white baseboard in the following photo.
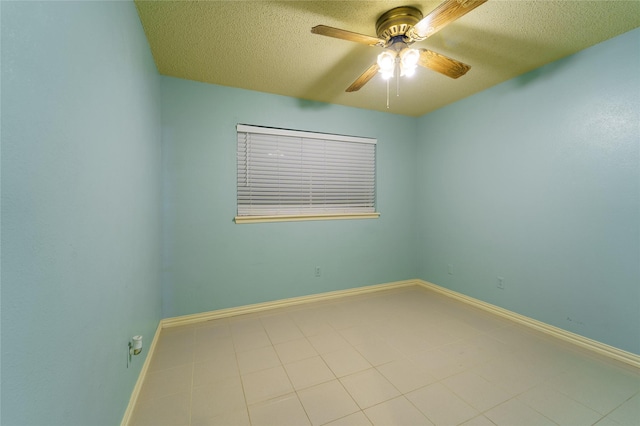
[122,278,639,425]
[416,280,640,369]
[161,278,639,368]
[161,279,419,328]
[121,279,417,425]
[120,322,162,426]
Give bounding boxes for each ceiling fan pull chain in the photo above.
[386,79,390,109]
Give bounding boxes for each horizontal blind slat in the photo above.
[237,125,376,217]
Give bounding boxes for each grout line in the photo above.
[233,335,251,425]
[601,389,640,422]
[187,361,194,426]
[130,286,640,426]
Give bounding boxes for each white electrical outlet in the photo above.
[314,267,321,277]
[497,276,505,289]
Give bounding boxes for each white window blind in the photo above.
[237,124,377,220]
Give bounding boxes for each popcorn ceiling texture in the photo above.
[135,0,640,117]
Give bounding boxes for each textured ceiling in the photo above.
[135,0,640,117]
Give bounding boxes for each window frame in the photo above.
[235,124,379,224]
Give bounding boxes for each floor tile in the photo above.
[148,344,193,372]
[295,319,335,337]
[548,366,640,415]
[130,286,639,426]
[438,319,484,339]
[284,355,335,390]
[194,321,230,341]
[376,358,437,393]
[322,347,372,377]
[190,408,250,426]
[241,365,294,405]
[409,347,469,380]
[229,316,264,335]
[192,351,239,387]
[594,417,623,426]
[517,383,602,426]
[263,320,305,345]
[382,331,434,355]
[484,398,556,426]
[274,337,318,364]
[438,339,492,369]
[137,363,192,402]
[474,355,544,395]
[193,335,235,362]
[487,325,550,354]
[354,338,404,366]
[339,325,379,346]
[232,329,272,352]
[340,368,401,409]
[324,411,372,425]
[130,391,190,426]
[236,345,281,374]
[406,382,479,426]
[155,328,195,352]
[190,376,246,423]
[463,333,513,359]
[248,393,311,426]
[460,414,498,426]
[442,370,513,411]
[297,380,360,426]
[326,310,362,330]
[308,330,352,354]
[364,396,433,425]
[459,310,511,333]
[411,327,461,351]
[606,392,640,426]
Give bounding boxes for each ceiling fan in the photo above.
[311,0,488,92]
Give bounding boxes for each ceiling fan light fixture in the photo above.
[377,51,395,69]
[399,48,420,77]
[380,70,394,80]
[400,48,420,67]
[311,0,486,94]
[400,66,416,77]
[377,51,396,79]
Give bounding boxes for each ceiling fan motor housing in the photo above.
[376,6,423,43]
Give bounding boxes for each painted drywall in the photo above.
[1,3,636,424]
[161,77,417,317]
[1,1,162,425]
[416,28,640,354]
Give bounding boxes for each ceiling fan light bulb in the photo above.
[400,48,420,68]
[377,51,396,72]
[401,65,416,77]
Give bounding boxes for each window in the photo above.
[236,124,379,223]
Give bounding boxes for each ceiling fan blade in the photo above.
[311,25,385,47]
[408,0,488,41]
[346,63,380,92]
[418,49,471,79]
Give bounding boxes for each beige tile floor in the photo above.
[130,286,640,426]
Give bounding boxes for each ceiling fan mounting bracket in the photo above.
[387,36,410,52]
[375,6,423,44]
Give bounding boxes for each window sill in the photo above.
[234,212,380,224]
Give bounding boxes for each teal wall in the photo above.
[0,2,638,424]
[1,1,162,425]
[415,28,640,355]
[161,77,418,317]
